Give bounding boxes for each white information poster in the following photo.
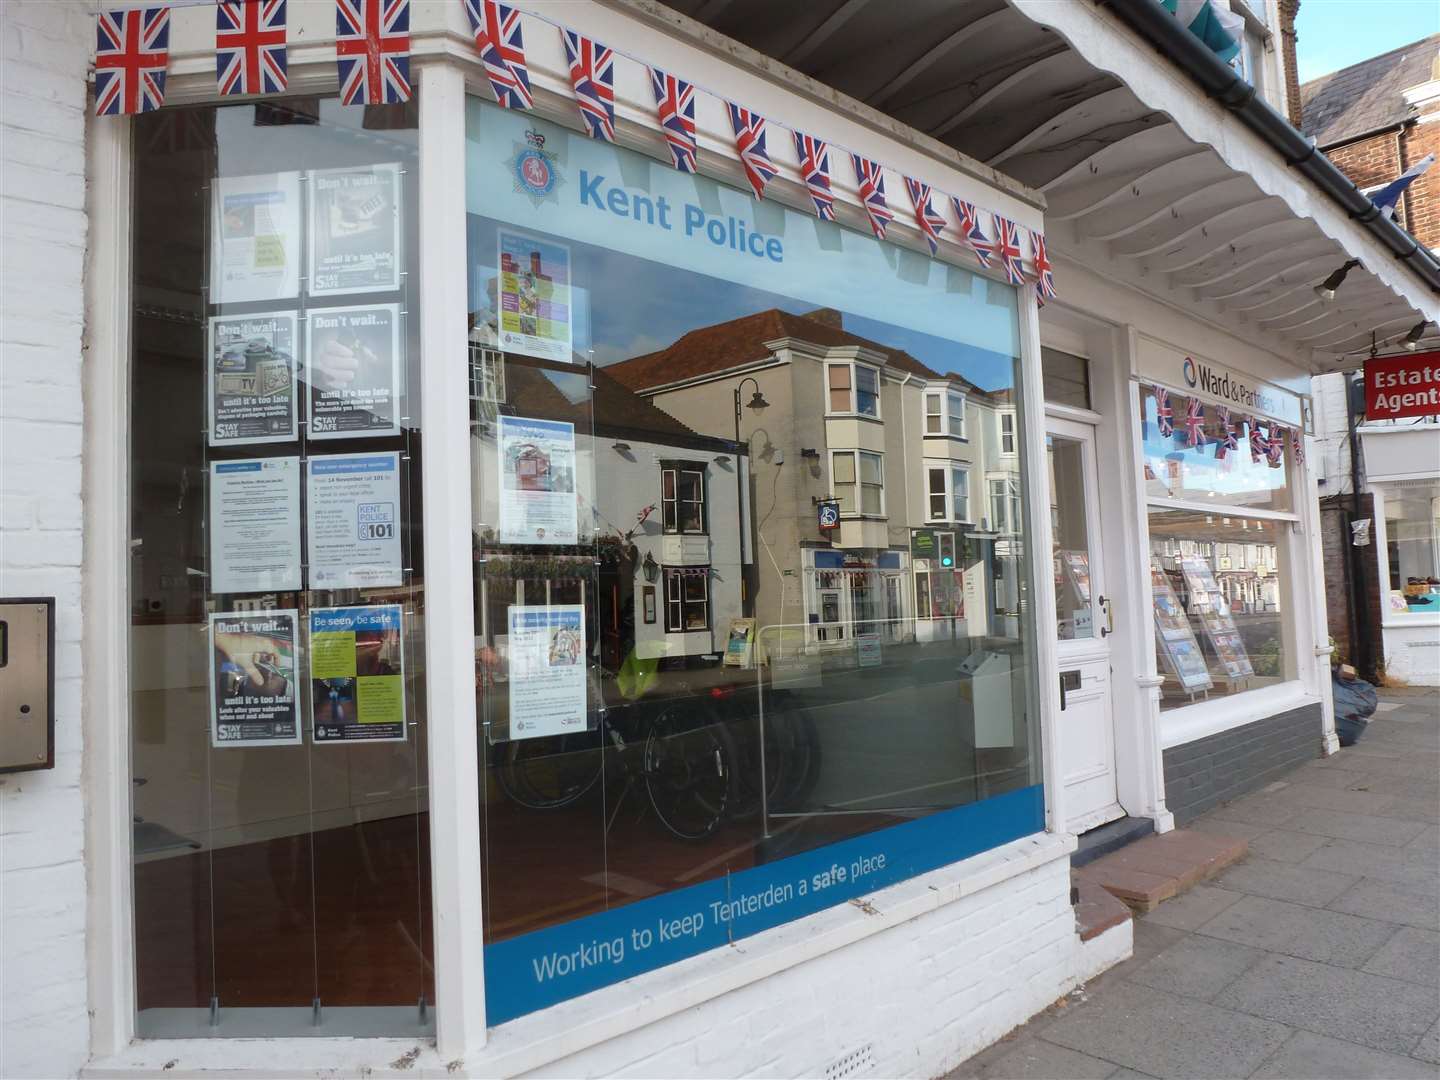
[308,163,402,296]
[497,415,578,545]
[207,311,299,446]
[209,457,302,594]
[208,609,302,748]
[305,304,402,439]
[507,604,588,741]
[306,451,403,588]
[209,172,302,304]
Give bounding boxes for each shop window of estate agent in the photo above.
[464,98,1042,1029]
[1138,385,1298,709]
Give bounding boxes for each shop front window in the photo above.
[1138,385,1299,709]
[1384,484,1440,616]
[465,99,1038,1027]
[127,99,431,1037]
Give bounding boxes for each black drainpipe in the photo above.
[1096,0,1440,296]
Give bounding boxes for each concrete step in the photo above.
[1073,871,1133,942]
[1076,829,1249,913]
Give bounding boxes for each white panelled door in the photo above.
[1048,418,1122,832]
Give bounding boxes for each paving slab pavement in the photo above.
[948,690,1440,1080]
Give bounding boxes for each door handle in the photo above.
[1099,596,1114,637]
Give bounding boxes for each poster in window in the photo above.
[507,604,588,740]
[497,230,573,362]
[724,617,755,667]
[306,451,404,588]
[497,415,578,545]
[310,605,407,744]
[305,304,401,439]
[207,311,299,446]
[209,172,301,305]
[1150,560,1213,691]
[210,456,302,595]
[307,163,401,296]
[209,609,302,748]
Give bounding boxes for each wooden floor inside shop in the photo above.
[133,794,908,1010]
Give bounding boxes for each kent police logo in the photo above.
[506,129,564,209]
[1183,356,1197,387]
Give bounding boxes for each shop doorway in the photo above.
[1048,417,1122,831]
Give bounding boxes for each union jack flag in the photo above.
[951,197,993,268]
[464,0,531,110]
[649,68,697,173]
[94,7,170,116]
[1215,407,1239,459]
[1155,387,1174,439]
[792,132,834,221]
[562,30,615,141]
[727,103,778,200]
[1291,429,1305,465]
[852,155,892,240]
[903,177,946,255]
[336,0,410,105]
[1031,230,1056,304]
[1249,419,1267,463]
[1183,396,1207,448]
[1266,424,1286,468]
[216,1,287,97]
[993,215,1025,286]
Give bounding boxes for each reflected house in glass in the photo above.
[469,335,745,672]
[608,307,1023,651]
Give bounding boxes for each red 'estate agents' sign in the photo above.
[1364,351,1440,421]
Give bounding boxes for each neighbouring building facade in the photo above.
[2,1,1438,1078]
[1301,35,1440,686]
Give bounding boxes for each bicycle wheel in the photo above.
[643,704,732,841]
[493,730,603,810]
[721,691,783,823]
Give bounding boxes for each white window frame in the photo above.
[663,567,712,632]
[924,460,971,523]
[831,449,886,517]
[989,476,1021,534]
[661,465,707,535]
[999,410,1017,456]
[825,360,882,419]
[923,388,966,438]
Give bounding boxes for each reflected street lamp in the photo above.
[733,377,769,616]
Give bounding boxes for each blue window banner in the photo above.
[483,784,1044,1026]
[465,100,1021,365]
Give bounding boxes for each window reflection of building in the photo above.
[607,307,1022,650]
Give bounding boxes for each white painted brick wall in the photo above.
[525,857,1114,1079]
[1,2,93,1078]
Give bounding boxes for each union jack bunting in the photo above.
[1215,406,1239,459]
[649,68,697,173]
[216,1,287,97]
[95,7,170,116]
[1031,230,1056,304]
[1183,396,1207,448]
[903,177,946,255]
[993,215,1026,286]
[852,155,893,239]
[464,0,532,110]
[951,197,993,268]
[562,30,615,141]
[336,0,410,105]
[1291,429,1305,465]
[792,132,835,221]
[1266,424,1286,468]
[1249,418,1267,464]
[727,103,778,200]
[1155,387,1175,439]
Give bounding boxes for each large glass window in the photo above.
[1138,385,1297,709]
[465,99,1039,1027]
[128,99,431,1037]
[1384,484,1440,616]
